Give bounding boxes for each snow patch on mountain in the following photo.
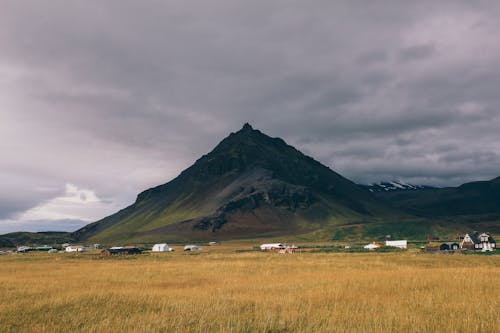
[362,181,435,193]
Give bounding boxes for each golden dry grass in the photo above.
[0,250,498,333]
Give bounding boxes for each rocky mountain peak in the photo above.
[241,122,253,131]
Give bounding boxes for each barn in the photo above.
[461,232,496,252]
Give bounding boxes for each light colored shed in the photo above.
[152,243,173,252]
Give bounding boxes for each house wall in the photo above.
[461,242,474,250]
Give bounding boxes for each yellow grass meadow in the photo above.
[0,249,498,333]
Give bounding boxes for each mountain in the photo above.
[362,181,435,193]
[373,176,500,218]
[73,124,398,243]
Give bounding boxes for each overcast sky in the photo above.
[2,1,500,233]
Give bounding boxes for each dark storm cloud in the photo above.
[2,0,500,232]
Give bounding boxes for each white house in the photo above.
[260,243,285,251]
[385,240,407,249]
[65,245,89,252]
[461,232,496,252]
[152,243,173,252]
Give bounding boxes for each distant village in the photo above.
[361,231,496,253]
[259,231,496,254]
[0,231,496,256]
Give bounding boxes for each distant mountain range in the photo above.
[0,232,72,248]
[1,124,499,246]
[373,176,500,218]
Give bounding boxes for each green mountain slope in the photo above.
[73,124,400,243]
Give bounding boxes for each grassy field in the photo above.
[0,248,498,332]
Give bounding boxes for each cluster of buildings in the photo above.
[361,232,496,253]
[6,231,496,256]
[16,245,55,253]
[101,243,205,255]
[364,240,408,250]
[461,232,496,251]
[425,231,496,253]
[10,242,204,255]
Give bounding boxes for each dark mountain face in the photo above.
[374,177,500,217]
[74,124,394,243]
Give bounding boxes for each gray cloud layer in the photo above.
[1,1,500,232]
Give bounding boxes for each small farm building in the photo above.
[278,246,296,254]
[65,245,88,252]
[260,243,285,251]
[16,246,32,253]
[439,243,459,251]
[184,245,201,251]
[101,247,142,255]
[152,243,173,252]
[363,242,382,250]
[36,245,53,251]
[461,232,496,252]
[385,240,407,249]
